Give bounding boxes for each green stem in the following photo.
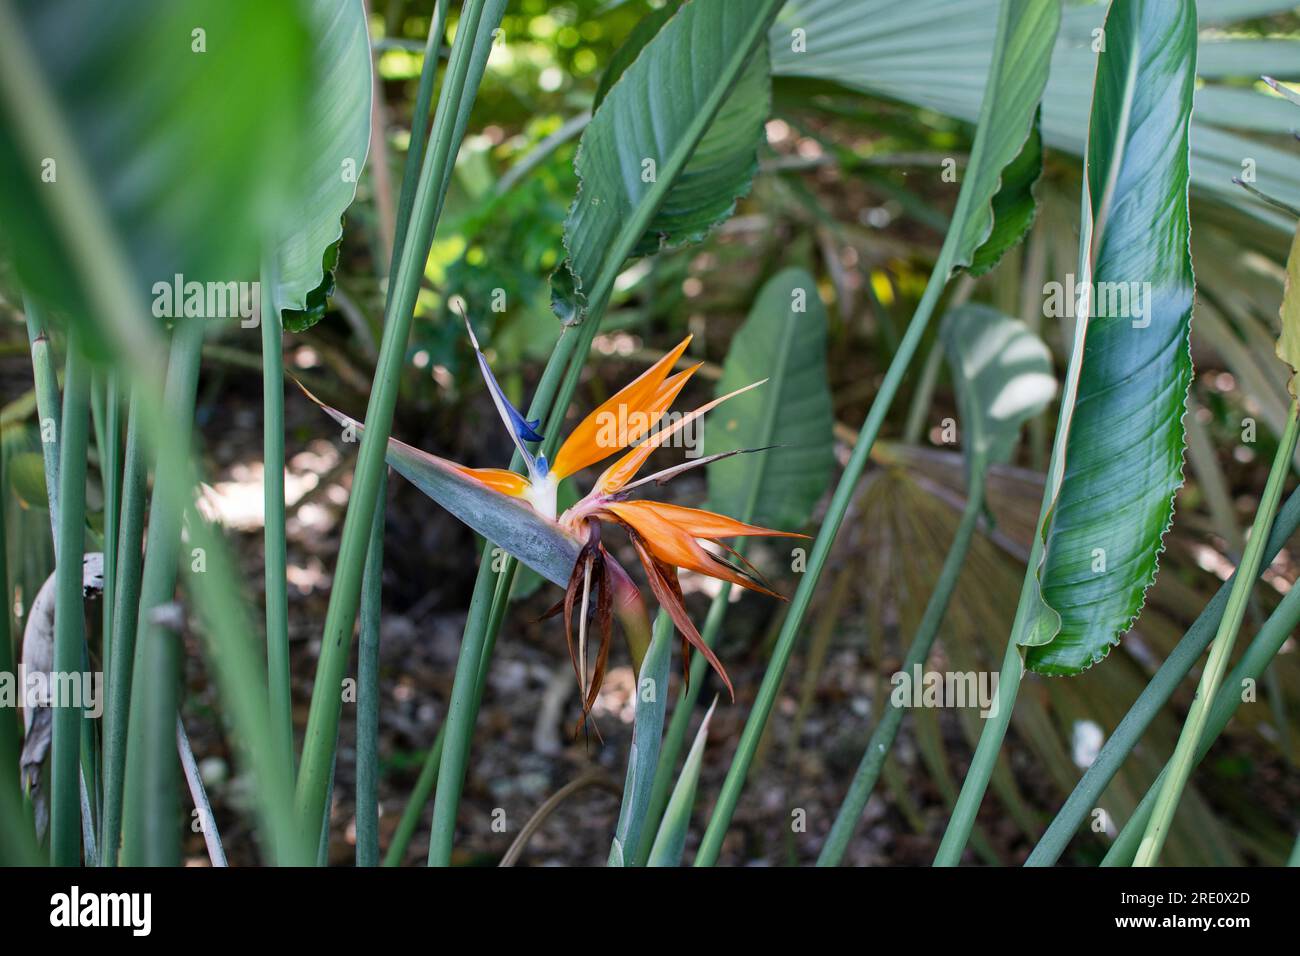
[427,553,502,864]
[50,336,91,866]
[121,320,205,867]
[177,716,226,866]
[0,436,23,844]
[261,266,293,780]
[1133,400,1300,866]
[355,471,386,866]
[99,373,121,706]
[1026,486,1300,866]
[636,584,729,863]
[383,724,445,866]
[1102,565,1300,865]
[23,295,60,535]
[294,0,505,850]
[426,0,788,865]
[100,390,146,866]
[0,0,302,862]
[695,260,952,866]
[819,468,986,866]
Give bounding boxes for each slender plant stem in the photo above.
[294,0,505,850]
[695,261,952,866]
[100,373,121,693]
[1102,572,1300,865]
[50,336,91,866]
[0,438,21,839]
[0,0,304,862]
[1134,401,1300,866]
[261,266,294,780]
[389,0,449,271]
[819,469,986,866]
[1026,488,1300,866]
[23,295,61,532]
[355,471,387,866]
[433,0,789,865]
[383,724,445,866]
[121,320,205,867]
[636,582,729,863]
[360,6,447,866]
[177,716,226,866]
[427,553,501,864]
[100,390,146,866]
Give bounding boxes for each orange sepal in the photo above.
[594,379,766,494]
[550,337,695,479]
[607,500,808,541]
[600,500,781,598]
[452,465,531,497]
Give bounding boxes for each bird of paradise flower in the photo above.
[304,314,804,721]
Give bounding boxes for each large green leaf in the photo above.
[557,0,776,322]
[0,0,310,343]
[939,303,1055,484]
[706,267,834,530]
[771,0,1300,235]
[271,0,372,331]
[1021,0,1198,676]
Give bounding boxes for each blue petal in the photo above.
[461,308,544,479]
[474,348,544,445]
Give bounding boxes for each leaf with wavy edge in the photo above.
[270,1,371,329]
[557,0,773,321]
[1021,0,1197,676]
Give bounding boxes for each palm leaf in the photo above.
[771,0,1300,235]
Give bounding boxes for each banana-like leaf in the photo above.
[305,393,581,588]
[646,697,716,867]
[771,0,1300,235]
[940,303,1055,487]
[557,0,776,321]
[0,0,311,346]
[706,267,834,529]
[609,617,672,866]
[270,0,372,331]
[1021,0,1198,676]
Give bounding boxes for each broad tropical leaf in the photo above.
[1022,0,1198,675]
[267,0,371,329]
[706,267,834,529]
[968,122,1043,276]
[0,0,310,345]
[269,0,372,331]
[557,0,778,321]
[940,303,1055,486]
